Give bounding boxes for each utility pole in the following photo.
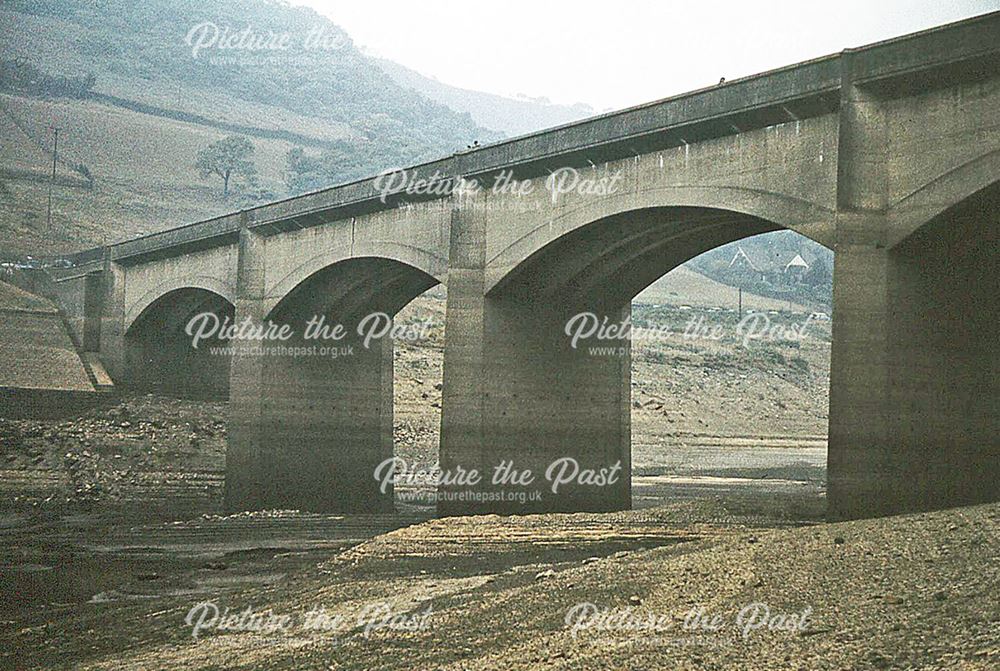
[45,127,60,232]
[738,286,743,320]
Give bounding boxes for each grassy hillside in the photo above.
[0,92,305,253]
[0,0,497,255]
[636,265,811,312]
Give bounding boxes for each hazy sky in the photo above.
[298,0,998,111]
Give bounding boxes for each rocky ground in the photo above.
[4,501,996,670]
[13,290,974,670]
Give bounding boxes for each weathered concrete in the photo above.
[0,280,102,418]
[220,205,448,512]
[48,13,1000,518]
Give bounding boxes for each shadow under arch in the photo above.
[485,186,834,297]
[124,287,234,399]
[874,179,999,511]
[488,206,798,309]
[226,255,443,514]
[266,256,440,326]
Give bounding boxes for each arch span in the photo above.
[266,255,440,325]
[125,276,235,334]
[488,206,791,306]
[485,188,834,296]
[440,201,833,515]
[265,243,446,319]
[226,255,443,514]
[124,287,235,399]
[888,149,1000,248]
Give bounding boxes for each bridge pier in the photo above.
[828,199,999,518]
[224,228,395,513]
[99,248,126,382]
[438,202,631,515]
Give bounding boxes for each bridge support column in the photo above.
[828,222,998,518]
[225,227,395,513]
[828,241,895,518]
[828,63,998,517]
[98,247,126,382]
[439,199,630,515]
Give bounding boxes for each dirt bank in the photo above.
[5,502,996,670]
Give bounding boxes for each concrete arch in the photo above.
[264,240,447,319]
[229,252,442,514]
[123,285,235,399]
[125,275,235,334]
[485,185,834,295]
[888,149,1000,249]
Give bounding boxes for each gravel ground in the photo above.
[6,502,995,670]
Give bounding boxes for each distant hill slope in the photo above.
[0,0,500,254]
[374,58,594,137]
[635,265,811,313]
[0,0,494,163]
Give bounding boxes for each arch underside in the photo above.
[889,178,998,482]
[267,256,440,325]
[125,277,234,334]
[490,207,788,312]
[828,177,999,517]
[125,287,235,398]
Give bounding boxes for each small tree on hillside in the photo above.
[195,135,257,198]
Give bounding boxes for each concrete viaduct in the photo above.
[47,15,999,519]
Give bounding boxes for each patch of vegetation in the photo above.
[701,351,744,370]
[788,355,810,374]
[0,59,97,99]
[195,135,257,198]
[71,163,94,188]
[6,0,496,196]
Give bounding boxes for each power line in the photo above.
[45,126,60,232]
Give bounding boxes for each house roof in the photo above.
[728,246,777,273]
[729,245,827,274]
[785,253,809,269]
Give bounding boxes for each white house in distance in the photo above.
[726,246,813,283]
[784,253,809,277]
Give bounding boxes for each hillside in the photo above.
[374,57,595,136]
[636,264,811,312]
[0,0,497,255]
[0,1,490,156]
